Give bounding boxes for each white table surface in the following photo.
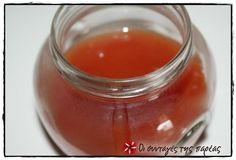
[5,5,231,156]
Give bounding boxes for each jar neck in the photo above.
[49,5,193,98]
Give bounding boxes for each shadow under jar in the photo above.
[34,5,216,156]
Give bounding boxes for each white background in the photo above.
[5,5,231,156]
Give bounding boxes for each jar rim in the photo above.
[49,5,193,98]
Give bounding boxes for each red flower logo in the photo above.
[123,141,137,155]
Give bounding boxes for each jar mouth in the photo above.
[50,5,193,98]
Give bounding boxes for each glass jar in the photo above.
[34,5,216,156]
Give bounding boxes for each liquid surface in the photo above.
[36,29,209,155]
[65,29,180,78]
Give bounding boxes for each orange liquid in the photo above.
[65,29,180,78]
[36,29,208,155]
